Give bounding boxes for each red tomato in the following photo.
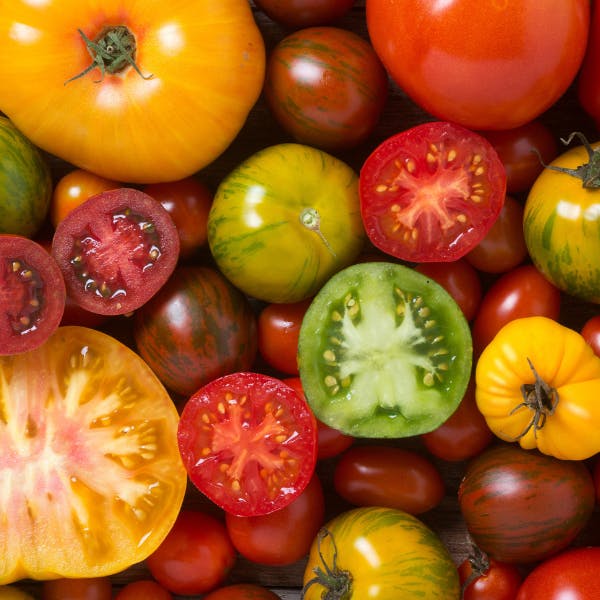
[143,177,213,259]
[145,510,237,596]
[253,0,355,29]
[225,473,325,566]
[465,196,528,274]
[42,578,112,600]
[421,378,493,462]
[366,0,590,130]
[202,583,281,600]
[178,372,318,517]
[333,445,445,515]
[595,457,600,504]
[578,0,600,128]
[359,121,506,262]
[257,299,312,375]
[581,314,600,358]
[471,265,561,356]
[114,581,172,600]
[516,546,600,599]
[264,26,388,151]
[415,258,482,321]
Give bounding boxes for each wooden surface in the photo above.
[28,1,600,598]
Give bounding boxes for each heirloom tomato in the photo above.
[298,262,472,438]
[581,314,600,357]
[133,266,257,397]
[0,0,265,183]
[0,326,187,583]
[366,0,589,130]
[42,577,112,600]
[114,581,172,600]
[458,443,595,564]
[524,133,600,303]
[208,143,365,303]
[303,506,460,599]
[253,0,356,29]
[579,0,600,128]
[476,316,600,460]
[203,584,281,600]
[359,121,506,262]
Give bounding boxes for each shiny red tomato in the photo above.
[202,584,281,600]
[114,581,172,600]
[145,510,237,596]
[415,258,482,321]
[581,315,600,357]
[253,0,355,29]
[42,578,112,600]
[225,473,325,566]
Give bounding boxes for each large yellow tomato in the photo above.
[0,0,265,183]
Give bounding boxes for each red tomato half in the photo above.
[359,121,506,262]
[178,372,318,517]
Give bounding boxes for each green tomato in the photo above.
[207,143,365,303]
[298,261,472,438]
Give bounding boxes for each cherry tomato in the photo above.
[42,578,112,600]
[415,258,482,321]
[145,510,237,596]
[202,583,281,600]
[114,581,172,600]
[581,314,600,357]
[465,196,528,274]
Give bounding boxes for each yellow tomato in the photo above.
[0,1,265,183]
[476,316,600,460]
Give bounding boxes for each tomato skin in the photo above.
[264,26,388,151]
[146,510,237,596]
[578,0,600,127]
[366,0,589,130]
[42,578,112,600]
[114,581,172,600]
[333,445,445,514]
[581,315,600,357]
[253,0,355,29]
[458,552,522,600]
[458,443,595,564]
[203,583,281,600]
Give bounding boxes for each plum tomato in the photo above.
[359,121,506,262]
[177,372,318,517]
[298,262,472,438]
[202,584,281,600]
[333,445,445,514]
[225,473,325,566]
[253,0,356,29]
[51,188,179,315]
[114,580,172,600]
[146,510,237,596]
[42,578,112,600]
[0,234,65,355]
[581,314,600,357]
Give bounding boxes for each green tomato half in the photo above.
[298,262,473,438]
[207,143,365,303]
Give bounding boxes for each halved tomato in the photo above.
[0,326,187,583]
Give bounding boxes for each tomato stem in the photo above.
[300,208,337,258]
[65,26,153,85]
[461,544,490,597]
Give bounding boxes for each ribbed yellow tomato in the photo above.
[475,316,600,460]
[0,0,265,183]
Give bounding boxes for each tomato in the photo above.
[143,177,213,259]
[298,262,472,438]
[178,372,318,517]
[207,143,365,303]
[366,0,590,130]
[421,377,493,462]
[51,169,120,229]
[581,314,600,357]
[458,443,595,564]
[51,188,179,316]
[114,581,172,600]
[257,299,312,375]
[476,316,600,460]
[482,120,559,194]
[415,258,482,321]
[133,266,257,397]
[203,584,281,600]
[264,26,388,151]
[578,0,600,128]
[145,510,237,596]
[225,473,325,566]
[0,1,265,183]
[471,264,561,357]
[0,586,34,600]
[333,445,445,514]
[465,196,528,275]
[42,578,112,600]
[523,134,600,303]
[0,326,187,583]
[303,506,460,599]
[1,235,66,355]
[359,121,506,262]
[253,0,356,29]
[516,546,600,599]
[595,456,600,504]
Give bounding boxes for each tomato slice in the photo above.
[51,188,180,315]
[359,121,506,262]
[177,372,318,517]
[0,326,187,583]
[0,235,65,355]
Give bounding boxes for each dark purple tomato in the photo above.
[254,0,356,29]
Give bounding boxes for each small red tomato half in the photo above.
[359,121,506,262]
[178,372,318,517]
[51,188,179,315]
[333,445,445,515]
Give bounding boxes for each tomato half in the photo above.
[359,121,506,262]
[177,372,318,517]
[0,0,265,183]
[0,326,187,583]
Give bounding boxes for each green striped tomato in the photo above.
[0,116,52,237]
